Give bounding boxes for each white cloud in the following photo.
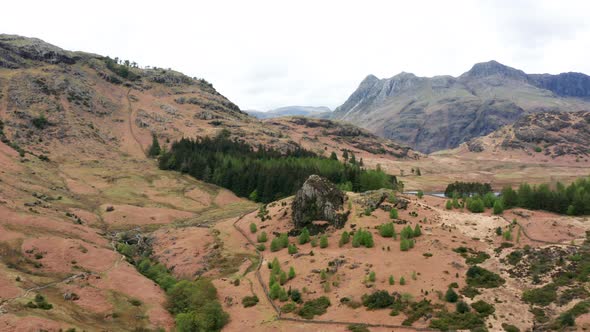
[2,0,589,110]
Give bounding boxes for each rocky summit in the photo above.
[331,60,590,153]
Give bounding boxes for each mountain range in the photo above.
[330,60,590,153]
[246,105,331,119]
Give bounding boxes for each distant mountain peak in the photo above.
[461,60,527,80]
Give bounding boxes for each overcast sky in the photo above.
[2,0,589,110]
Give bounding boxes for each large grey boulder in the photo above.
[292,175,348,231]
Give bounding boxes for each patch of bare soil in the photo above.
[100,204,194,227]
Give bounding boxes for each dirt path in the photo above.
[126,89,145,157]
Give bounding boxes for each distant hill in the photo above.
[331,60,590,153]
[246,105,331,119]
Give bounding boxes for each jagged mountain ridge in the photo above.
[332,60,590,153]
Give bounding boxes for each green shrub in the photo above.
[319,235,328,248]
[281,302,297,313]
[298,227,310,244]
[429,311,485,331]
[445,288,459,303]
[400,277,406,285]
[368,271,376,282]
[390,208,398,219]
[256,244,265,251]
[362,290,394,309]
[456,301,470,313]
[347,324,370,332]
[32,115,49,129]
[502,323,520,332]
[257,231,267,243]
[522,283,557,306]
[389,275,394,285]
[378,222,395,237]
[339,231,350,247]
[241,295,259,307]
[413,224,422,237]
[417,190,424,199]
[471,300,495,317]
[288,266,296,280]
[298,296,331,319]
[493,200,504,215]
[288,244,298,255]
[446,200,452,210]
[249,223,257,233]
[466,266,505,288]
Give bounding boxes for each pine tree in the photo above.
[417,190,424,199]
[270,283,281,300]
[352,231,361,248]
[493,200,504,215]
[389,275,394,285]
[279,271,288,285]
[330,152,338,160]
[320,235,328,248]
[270,238,281,252]
[400,238,410,251]
[288,266,295,280]
[288,244,298,254]
[400,277,406,285]
[339,231,350,247]
[413,224,422,237]
[390,208,399,219]
[147,133,161,157]
[271,257,281,275]
[298,227,310,244]
[249,223,257,233]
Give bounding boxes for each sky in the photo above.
[2,0,589,111]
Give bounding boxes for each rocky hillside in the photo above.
[331,60,590,153]
[465,111,590,160]
[263,116,420,160]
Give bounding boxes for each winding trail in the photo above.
[126,89,145,156]
[231,211,437,331]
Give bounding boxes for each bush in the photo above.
[522,283,557,306]
[417,190,424,199]
[466,266,505,288]
[270,238,282,252]
[456,301,470,313]
[379,222,395,237]
[256,244,265,251]
[281,302,297,313]
[339,231,350,247]
[298,296,331,319]
[413,224,422,237]
[298,227,310,244]
[471,300,495,317]
[400,238,410,251]
[32,115,49,129]
[446,200,452,210]
[288,266,296,280]
[347,324,370,332]
[389,275,394,285]
[368,271,376,282]
[257,232,267,243]
[467,197,485,213]
[242,295,259,307]
[445,288,459,303]
[249,223,257,233]
[390,208,398,219]
[502,323,521,332]
[290,289,302,303]
[493,200,504,215]
[362,290,394,309]
[288,244,298,255]
[352,229,374,248]
[429,311,485,331]
[320,235,328,248]
[400,277,406,285]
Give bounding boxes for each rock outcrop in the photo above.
[292,175,349,231]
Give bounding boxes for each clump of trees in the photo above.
[445,182,492,198]
[158,130,395,203]
[352,229,374,248]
